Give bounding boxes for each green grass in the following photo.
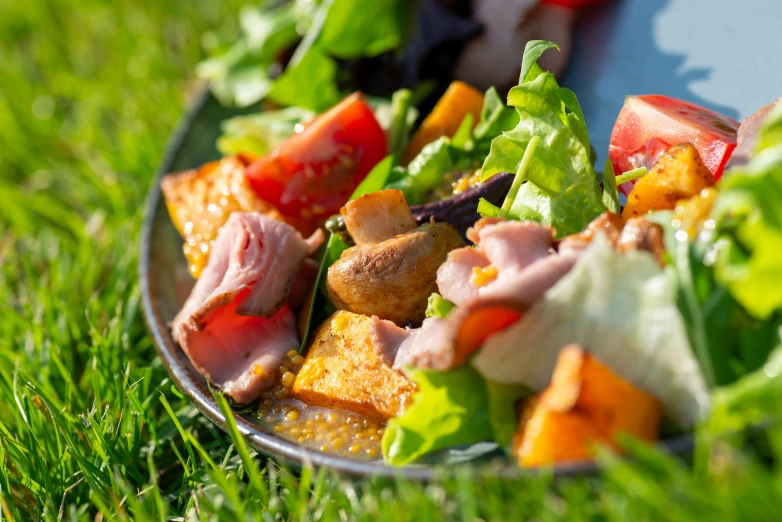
[2,1,782,520]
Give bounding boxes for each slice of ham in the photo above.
[371,218,577,371]
[179,300,300,404]
[171,212,309,404]
[437,219,555,305]
[726,100,779,169]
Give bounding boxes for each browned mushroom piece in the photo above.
[327,189,464,327]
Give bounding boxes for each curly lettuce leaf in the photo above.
[480,40,605,237]
[712,147,782,319]
[382,366,492,466]
[472,238,710,428]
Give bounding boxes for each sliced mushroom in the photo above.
[327,222,464,327]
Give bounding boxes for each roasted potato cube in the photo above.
[622,143,715,218]
[513,345,662,468]
[291,311,416,421]
[161,155,284,278]
[340,189,418,245]
[402,81,484,165]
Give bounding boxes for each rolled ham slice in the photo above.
[171,212,310,404]
[371,218,578,372]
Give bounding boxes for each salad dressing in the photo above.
[254,349,385,460]
[256,398,384,460]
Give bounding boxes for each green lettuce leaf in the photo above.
[319,0,405,58]
[472,87,519,145]
[216,107,316,156]
[382,366,492,466]
[385,136,454,204]
[485,380,529,451]
[712,141,782,320]
[425,293,455,319]
[472,238,710,428]
[196,3,304,107]
[199,0,408,109]
[480,40,605,237]
[601,159,620,214]
[384,86,518,204]
[709,331,782,434]
[267,44,341,112]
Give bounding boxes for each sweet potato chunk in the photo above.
[622,143,715,218]
[340,189,418,245]
[291,311,416,421]
[402,81,484,165]
[513,345,662,468]
[161,155,284,278]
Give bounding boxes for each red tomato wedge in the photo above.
[245,93,387,221]
[608,95,740,195]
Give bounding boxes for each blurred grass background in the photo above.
[2,0,782,520]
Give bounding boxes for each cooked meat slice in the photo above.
[370,315,411,366]
[437,219,556,306]
[327,222,464,327]
[617,218,666,265]
[476,219,554,271]
[171,212,309,404]
[177,301,299,404]
[173,212,310,326]
[557,212,666,265]
[287,258,320,311]
[452,0,539,92]
[370,219,578,372]
[386,253,579,371]
[726,100,779,168]
[372,316,454,371]
[340,189,418,245]
[556,212,625,255]
[161,155,311,278]
[436,247,490,305]
[305,228,326,254]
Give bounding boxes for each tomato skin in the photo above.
[609,95,740,195]
[245,93,387,221]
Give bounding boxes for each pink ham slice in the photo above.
[726,101,779,168]
[171,212,309,404]
[371,218,579,371]
[437,219,557,305]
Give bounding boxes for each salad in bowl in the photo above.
[157,38,782,470]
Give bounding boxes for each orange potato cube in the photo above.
[291,311,416,421]
[514,345,662,468]
[402,81,484,165]
[161,155,282,278]
[622,143,715,218]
